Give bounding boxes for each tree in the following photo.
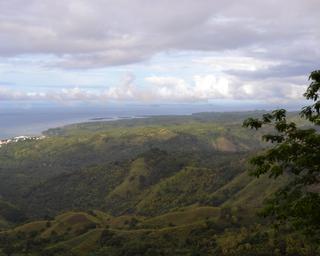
[243,70,320,241]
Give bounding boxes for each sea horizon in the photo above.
[0,100,305,140]
[0,104,213,139]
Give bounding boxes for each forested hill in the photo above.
[0,111,266,215]
[0,111,312,255]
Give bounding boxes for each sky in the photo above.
[0,0,319,109]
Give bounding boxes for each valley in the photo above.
[0,111,314,255]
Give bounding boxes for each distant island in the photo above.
[89,117,114,121]
[90,116,148,121]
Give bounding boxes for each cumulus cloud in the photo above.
[0,0,318,104]
[0,86,93,102]
[0,73,308,103]
[144,75,230,101]
[144,75,307,102]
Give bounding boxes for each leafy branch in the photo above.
[243,70,320,240]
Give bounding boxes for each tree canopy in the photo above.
[243,70,320,240]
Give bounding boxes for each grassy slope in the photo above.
[0,172,292,254]
[222,174,289,209]
[23,163,128,218]
[104,158,150,215]
[0,208,218,254]
[140,206,221,228]
[135,166,230,215]
[0,111,307,255]
[0,199,25,230]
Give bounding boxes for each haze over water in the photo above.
[0,104,218,139]
[1,101,305,140]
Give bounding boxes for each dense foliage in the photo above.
[244,70,320,241]
[0,110,317,255]
[0,112,265,220]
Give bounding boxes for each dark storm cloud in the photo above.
[0,0,319,69]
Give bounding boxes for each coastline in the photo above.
[0,115,146,141]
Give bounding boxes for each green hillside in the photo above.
[0,112,316,255]
[0,199,25,230]
[0,206,314,256]
[0,112,265,218]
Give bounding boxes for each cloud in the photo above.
[0,87,46,101]
[0,0,319,69]
[145,75,307,102]
[144,75,230,101]
[0,73,308,103]
[236,79,307,102]
[0,0,318,106]
[0,86,91,101]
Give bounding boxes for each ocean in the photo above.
[0,104,220,139]
[1,100,300,140]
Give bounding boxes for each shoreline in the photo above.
[0,115,147,141]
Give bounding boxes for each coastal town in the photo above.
[0,135,46,147]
